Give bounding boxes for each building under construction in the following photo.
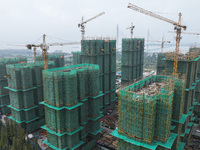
[121,38,144,86]
[0,57,27,114]
[72,39,117,112]
[112,75,187,149]
[41,64,103,150]
[36,54,64,68]
[189,47,200,117]
[6,61,55,132]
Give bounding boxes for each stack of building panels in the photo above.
[81,39,117,112]
[121,38,144,86]
[41,64,103,150]
[6,61,55,132]
[0,57,27,114]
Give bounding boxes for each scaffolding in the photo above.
[0,57,27,114]
[41,64,103,150]
[111,75,180,149]
[156,50,200,149]
[121,38,144,86]
[6,61,55,132]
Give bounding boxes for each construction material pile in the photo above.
[134,82,170,96]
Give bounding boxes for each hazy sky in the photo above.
[0,0,200,51]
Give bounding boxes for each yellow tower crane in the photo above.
[10,34,80,69]
[127,3,187,75]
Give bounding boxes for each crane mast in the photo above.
[42,34,48,69]
[173,13,182,75]
[33,48,37,62]
[78,12,105,40]
[127,3,187,75]
[126,23,135,38]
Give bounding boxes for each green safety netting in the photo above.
[121,38,144,85]
[118,75,174,144]
[72,51,82,65]
[42,63,102,149]
[0,57,27,114]
[103,73,109,93]
[6,61,55,90]
[6,61,54,132]
[0,57,27,79]
[172,79,186,120]
[81,39,117,111]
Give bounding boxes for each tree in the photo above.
[0,126,6,150]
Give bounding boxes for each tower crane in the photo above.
[78,12,105,40]
[9,34,80,69]
[126,23,135,38]
[169,31,200,48]
[127,3,187,75]
[149,36,170,53]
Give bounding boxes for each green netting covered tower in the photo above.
[0,57,27,114]
[41,64,103,150]
[111,75,180,150]
[121,38,144,86]
[72,51,82,65]
[156,51,200,149]
[6,61,55,132]
[189,47,200,118]
[81,39,117,112]
[36,54,64,67]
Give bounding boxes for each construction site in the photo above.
[0,1,200,150]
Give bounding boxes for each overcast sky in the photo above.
[0,0,200,51]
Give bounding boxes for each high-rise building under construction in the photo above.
[121,38,144,86]
[0,57,27,115]
[6,61,55,132]
[112,49,200,150]
[72,39,117,112]
[41,64,103,150]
